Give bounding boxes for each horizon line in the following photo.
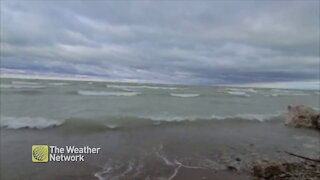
[1,72,319,91]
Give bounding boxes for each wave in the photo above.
[0,116,62,129]
[48,82,69,86]
[107,84,179,90]
[0,84,46,89]
[270,89,292,93]
[227,91,250,97]
[11,81,40,85]
[219,113,283,122]
[146,112,282,122]
[312,106,320,111]
[265,93,310,97]
[1,112,283,131]
[286,93,310,96]
[77,90,141,96]
[226,88,257,93]
[170,93,200,98]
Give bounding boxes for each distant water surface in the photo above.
[1,78,319,180]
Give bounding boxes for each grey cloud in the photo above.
[1,0,319,84]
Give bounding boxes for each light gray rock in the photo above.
[285,105,320,130]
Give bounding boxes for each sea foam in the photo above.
[11,81,40,85]
[107,84,179,90]
[0,116,62,129]
[226,88,257,93]
[170,93,200,97]
[78,90,141,96]
[0,84,46,89]
[49,82,69,86]
[227,91,250,97]
[1,112,282,130]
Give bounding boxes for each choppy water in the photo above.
[1,78,319,130]
[1,78,319,180]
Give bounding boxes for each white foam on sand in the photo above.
[78,90,141,96]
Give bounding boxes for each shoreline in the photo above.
[1,117,319,180]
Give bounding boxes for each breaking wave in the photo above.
[11,81,40,85]
[265,93,311,97]
[170,93,200,98]
[0,116,62,129]
[227,91,250,97]
[107,84,179,90]
[226,88,257,93]
[146,112,282,122]
[77,90,141,96]
[0,84,46,89]
[48,82,69,86]
[1,112,283,130]
[268,89,311,96]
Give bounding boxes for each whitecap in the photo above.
[145,112,283,122]
[210,113,282,122]
[270,89,292,93]
[229,113,283,122]
[0,116,62,129]
[265,92,310,96]
[170,93,200,97]
[11,81,39,85]
[0,84,46,89]
[226,88,257,93]
[107,84,179,90]
[48,82,69,86]
[227,91,250,97]
[105,124,119,129]
[144,115,200,122]
[78,90,141,96]
[286,93,310,96]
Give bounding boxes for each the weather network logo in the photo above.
[32,145,49,162]
[32,144,101,163]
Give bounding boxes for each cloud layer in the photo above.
[1,1,319,84]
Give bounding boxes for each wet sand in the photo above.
[1,119,319,180]
[172,168,251,180]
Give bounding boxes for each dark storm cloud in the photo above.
[1,0,319,84]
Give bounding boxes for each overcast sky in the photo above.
[1,0,319,85]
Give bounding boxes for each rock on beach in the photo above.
[285,105,320,130]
